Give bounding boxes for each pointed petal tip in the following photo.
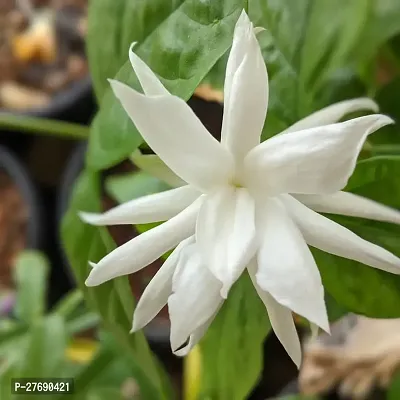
[254,26,266,35]
[78,211,102,225]
[129,42,138,52]
[88,261,97,269]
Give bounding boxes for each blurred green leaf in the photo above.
[0,113,89,139]
[355,0,400,64]
[87,0,247,170]
[200,273,271,400]
[14,251,49,324]
[0,360,16,400]
[0,322,26,357]
[66,312,100,336]
[18,314,67,378]
[316,156,400,317]
[370,77,400,145]
[53,290,84,319]
[105,171,169,204]
[61,171,173,399]
[388,372,400,400]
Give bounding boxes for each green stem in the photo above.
[0,113,89,140]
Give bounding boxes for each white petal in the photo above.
[85,199,201,286]
[282,98,379,134]
[256,198,329,332]
[196,187,257,297]
[244,115,393,195]
[110,80,233,192]
[295,191,400,224]
[248,261,302,368]
[131,150,186,187]
[168,243,223,352]
[131,236,194,332]
[221,10,268,162]
[79,186,199,225]
[283,195,400,275]
[173,309,220,357]
[129,44,168,96]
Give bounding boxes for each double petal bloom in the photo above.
[81,11,400,366]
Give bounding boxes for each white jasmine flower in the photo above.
[80,10,400,366]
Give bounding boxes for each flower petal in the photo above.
[221,10,268,162]
[256,197,329,332]
[248,261,302,367]
[169,243,223,352]
[129,44,168,95]
[294,191,400,224]
[282,195,400,275]
[172,315,215,357]
[79,186,200,226]
[109,79,233,192]
[85,199,201,287]
[244,115,393,195]
[131,236,194,332]
[196,187,257,297]
[282,98,378,134]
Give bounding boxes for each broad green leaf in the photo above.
[61,171,173,399]
[87,1,246,170]
[316,156,400,317]
[87,0,183,101]
[14,251,49,324]
[199,273,271,400]
[18,314,67,378]
[105,171,169,204]
[251,0,372,140]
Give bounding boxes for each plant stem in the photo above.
[0,113,89,140]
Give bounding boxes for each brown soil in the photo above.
[0,170,28,289]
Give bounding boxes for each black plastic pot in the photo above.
[0,145,43,250]
[24,76,95,124]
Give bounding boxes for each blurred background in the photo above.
[1,1,400,399]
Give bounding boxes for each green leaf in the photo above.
[0,113,89,139]
[87,0,183,101]
[53,289,84,318]
[87,1,246,170]
[370,77,400,146]
[388,372,400,400]
[14,251,49,324]
[105,171,169,204]
[355,0,400,64]
[250,0,372,140]
[66,312,100,336]
[316,156,400,317]
[61,171,173,399]
[0,360,17,400]
[199,273,271,400]
[18,314,67,378]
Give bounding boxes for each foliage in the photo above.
[57,0,400,399]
